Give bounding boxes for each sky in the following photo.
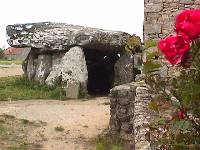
[0,0,144,48]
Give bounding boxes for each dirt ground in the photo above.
[0,65,23,77]
[0,65,110,150]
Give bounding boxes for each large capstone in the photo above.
[6,22,131,53]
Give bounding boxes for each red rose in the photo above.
[178,108,186,120]
[176,10,194,24]
[175,9,200,40]
[176,9,200,24]
[175,21,200,40]
[158,34,190,65]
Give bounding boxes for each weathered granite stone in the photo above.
[44,53,64,86]
[145,3,163,13]
[144,24,162,35]
[45,46,88,89]
[109,81,153,149]
[114,52,134,86]
[25,50,36,80]
[6,22,131,53]
[134,84,152,150]
[180,0,194,4]
[109,83,135,149]
[61,46,88,86]
[34,54,52,84]
[65,81,80,99]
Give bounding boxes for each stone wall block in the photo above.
[144,24,162,34]
[144,0,200,40]
[180,0,194,4]
[145,3,163,13]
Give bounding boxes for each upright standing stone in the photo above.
[114,52,134,86]
[34,54,52,84]
[45,46,88,96]
[26,50,36,80]
[61,46,88,90]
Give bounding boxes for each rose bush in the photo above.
[158,34,190,65]
[175,9,200,40]
[145,9,200,149]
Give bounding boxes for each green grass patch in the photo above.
[0,76,66,101]
[95,135,124,150]
[91,130,126,150]
[0,60,23,65]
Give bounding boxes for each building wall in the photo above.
[6,48,31,61]
[144,0,200,41]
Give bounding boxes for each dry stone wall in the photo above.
[144,0,200,41]
[109,80,152,150]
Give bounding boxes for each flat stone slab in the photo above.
[6,22,131,53]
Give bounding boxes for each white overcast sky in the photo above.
[0,0,144,48]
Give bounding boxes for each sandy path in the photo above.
[0,98,110,150]
[0,65,111,149]
[0,65,23,77]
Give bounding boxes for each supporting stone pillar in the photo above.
[114,52,134,86]
[34,54,52,84]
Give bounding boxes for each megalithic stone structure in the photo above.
[6,22,141,98]
[6,22,131,53]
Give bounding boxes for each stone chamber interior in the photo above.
[84,49,120,96]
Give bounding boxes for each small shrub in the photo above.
[144,40,157,49]
[125,36,141,53]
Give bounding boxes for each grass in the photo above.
[91,130,125,150]
[95,135,124,150]
[0,76,66,101]
[0,60,23,65]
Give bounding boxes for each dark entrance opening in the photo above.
[84,49,120,95]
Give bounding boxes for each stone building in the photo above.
[144,0,200,41]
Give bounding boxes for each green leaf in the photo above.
[146,51,161,60]
[174,142,188,149]
[154,117,165,126]
[143,61,161,73]
[175,120,190,131]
